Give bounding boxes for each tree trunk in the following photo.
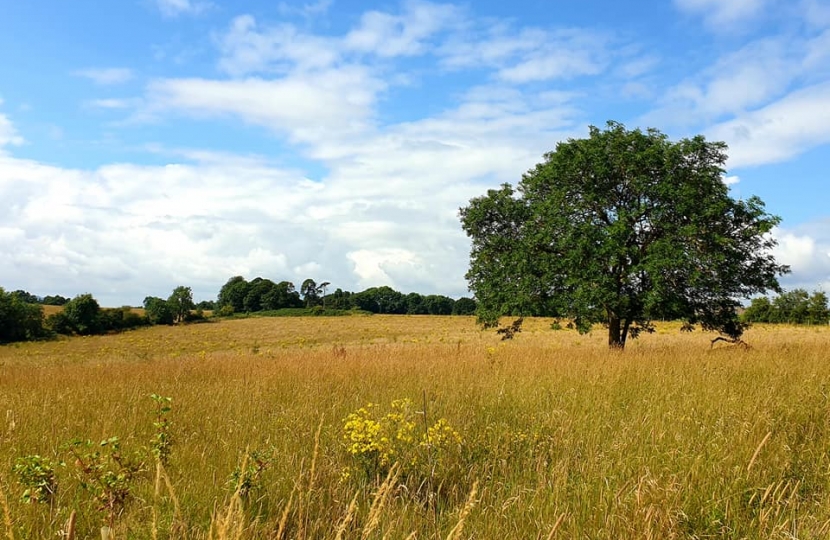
[608,315,625,349]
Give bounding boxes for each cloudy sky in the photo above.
[0,0,828,306]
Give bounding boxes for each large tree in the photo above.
[460,121,789,349]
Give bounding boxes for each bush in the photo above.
[144,296,174,325]
[0,287,47,343]
[61,294,102,335]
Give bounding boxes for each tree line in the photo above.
[741,289,829,325]
[0,286,206,344]
[0,278,478,345]
[215,276,477,316]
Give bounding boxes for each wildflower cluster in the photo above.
[342,399,462,482]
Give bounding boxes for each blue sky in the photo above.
[0,0,828,306]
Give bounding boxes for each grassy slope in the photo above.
[1,317,829,539]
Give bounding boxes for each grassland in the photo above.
[1,316,830,539]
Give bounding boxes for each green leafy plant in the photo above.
[12,454,58,504]
[64,437,145,529]
[149,394,174,465]
[228,449,273,499]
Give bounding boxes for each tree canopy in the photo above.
[460,121,789,348]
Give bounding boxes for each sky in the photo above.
[0,0,829,306]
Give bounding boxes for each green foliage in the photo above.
[149,394,174,465]
[0,287,47,343]
[215,304,235,317]
[64,437,145,528]
[227,449,272,499]
[167,286,195,324]
[99,306,150,332]
[301,278,321,307]
[323,288,354,310]
[42,294,69,306]
[196,299,216,310]
[218,276,303,314]
[217,276,250,312]
[12,455,58,504]
[144,296,175,325]
[452,297,477,315]
[742,289,829,324]
[423,294,455,315]
[352,286,407,313]
[9,289,40,304]
[460,121,789,348]
[55,293,102,336]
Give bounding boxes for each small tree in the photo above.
[460,121,788,349]
[167,286,194,324]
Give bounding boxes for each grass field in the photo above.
[1,316,830,539]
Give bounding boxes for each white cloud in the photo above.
[644,36,807,127]
[154,0,210,17]
[87,98,138,109]
[723,175,740,185]
[439,25,612,83]
[674,0,768,29]
[217,15,340,76]
[344,0,460,57]
[773,223,830,291]
[0,112,24,149]
[74,68,134,85]
[143,69,386,144]
[707,81,830,168]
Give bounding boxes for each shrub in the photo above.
[0,287,47,343]
[12,455,58,504]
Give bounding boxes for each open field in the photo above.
[2,316,830,539]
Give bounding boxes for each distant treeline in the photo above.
[0,277,478,344]
[0,286,206,344]
[741,289,829,325]
[215,276,477,316]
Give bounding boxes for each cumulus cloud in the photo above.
[773,223,830,291]
[74,68,134,85]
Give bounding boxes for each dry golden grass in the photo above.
[1,316,830,539]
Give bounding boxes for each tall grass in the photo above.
[1,316,829,538]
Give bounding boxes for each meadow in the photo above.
[1,315,829,539]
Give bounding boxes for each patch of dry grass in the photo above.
[1,316,829,538]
